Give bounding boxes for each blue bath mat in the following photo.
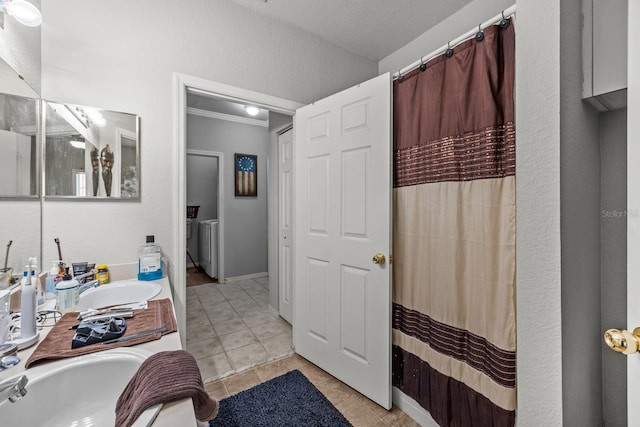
[209,369,352,426]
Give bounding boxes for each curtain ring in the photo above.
[445,42,454,58]
[499,11,510,29]
[397,70,404,83]
[475,24,484,42]
[419,56,427,72]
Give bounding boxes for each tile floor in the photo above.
[186,273,418,426]
[205,353,420,427]
[186,275,294,382]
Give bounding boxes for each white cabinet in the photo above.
[583,0,628,111]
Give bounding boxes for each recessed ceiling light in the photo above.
[0,0,42,27]
[245,106,260,116]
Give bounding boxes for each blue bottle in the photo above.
[138,235,163,281]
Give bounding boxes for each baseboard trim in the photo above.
[392,387,439,427]
[223,271,268,283]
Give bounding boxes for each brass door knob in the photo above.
[604,328,640,355]
[372,253,386,265]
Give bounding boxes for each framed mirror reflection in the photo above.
[0,92,39,198]
[44,101,140,199]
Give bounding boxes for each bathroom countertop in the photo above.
[0,276,198,427]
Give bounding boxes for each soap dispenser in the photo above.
[56,267,79,313]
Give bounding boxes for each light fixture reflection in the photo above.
[1,0,42,27]
[245,106,260,116]
[69,140,86,150]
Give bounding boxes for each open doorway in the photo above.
[177,75,297,380]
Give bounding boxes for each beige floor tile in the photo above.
[213,317,248,336]
[219,329,257,352]
[234,302,264,317]
[336,396,383,427]
[198,292,227,305]
[204,380,229,401]
[202,300,233,313]
[216,283,246,296]
[381,407,420,426]
[207,307,240,323]
[253,357,295,382]
[228,297,259,311]
[315,377,357,406]
[242,309,278,327]
[226,342,270,370]
[186,337,224,359]
[297,361,334,386]
[359,394,393,418]
[186,323,216,344]
[250,318,291,341]
[260,332,293,356]
[186,312,212,329]
[223,369,262,395]
[196,353,234,383]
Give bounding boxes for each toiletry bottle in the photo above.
[96,264,110,285]
[20,259,37,339]
[138,235,163,281]
[45,261,60,300]
[56,268,79,313]
[34,271,44,306]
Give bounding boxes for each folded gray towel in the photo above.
[115,350,219,427]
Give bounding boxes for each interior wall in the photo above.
[559,1,603,425]
[0,0,40,93]
[40,0,377,286]
[600,108,627,427]
[187,114,268,279]
[378,0,513,75]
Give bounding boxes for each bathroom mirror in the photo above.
[44,101,140,199]
[0,92,39,197]
[0,57,41,275]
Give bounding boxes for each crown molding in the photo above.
[187,107,268,127]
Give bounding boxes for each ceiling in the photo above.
[229,0,472,61]
[189,0,473,119]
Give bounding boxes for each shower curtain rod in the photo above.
[392,4,516,80]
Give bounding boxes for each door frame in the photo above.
[186,149,224,281]
[276,125,294,323]
[173,73,302,347]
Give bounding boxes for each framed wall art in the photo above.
[235,153,257,197]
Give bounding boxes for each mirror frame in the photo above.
[42,101,141,201]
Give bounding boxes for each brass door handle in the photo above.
[604,328,640,355]
[372,253,386,265]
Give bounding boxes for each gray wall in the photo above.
[560,1,603,425]
[600,108,627,427]
[187,114,269,279]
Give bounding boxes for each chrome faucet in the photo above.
[78,279,100,295]
[0,375,28,403]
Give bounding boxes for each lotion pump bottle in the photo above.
[20,258,37,339]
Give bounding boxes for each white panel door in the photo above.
[279,128,293,323]
[293,73,392,409]
[628,0,640,416]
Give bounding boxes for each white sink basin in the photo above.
[0,348,161,427]
[78,279,162,311]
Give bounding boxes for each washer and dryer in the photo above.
[198,219,218,279]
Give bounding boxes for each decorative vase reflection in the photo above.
[100,144,114,197]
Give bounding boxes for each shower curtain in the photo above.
[392,22,515,427]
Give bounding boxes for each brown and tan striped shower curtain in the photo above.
[392,22,516,427]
